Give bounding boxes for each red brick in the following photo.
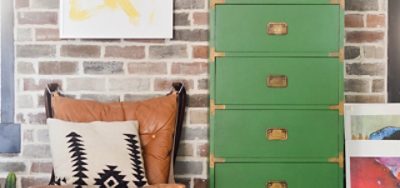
[61,45,101,58]
[171,62,208,75]
[174,29,208,41]
[194,179,208,188]
[127,63,167,75]
[345,0,379,11]
[197,143,209,157]
[123,39,166,43]
[16,0,29,8]
[193,12,208,25]
[174,13,190,26]
[31,162,53,173]
[18,12,57,25]
[345,95,385,103]
[104,46,145,59]
[345,14,364,28]
[23,79,62,91]
[367,14,386,28]
[17,45,56,58]
[35,28,60,41]
[21,177,49,188]
[193,45,208,59]
[39,61,79,75]
[154,79,194,91]
[346,31,384,43]
[188,94,208,107]
[149,45,188,59]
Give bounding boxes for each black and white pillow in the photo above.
[47,118,148,188]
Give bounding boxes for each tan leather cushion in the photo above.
[51,93,177,184]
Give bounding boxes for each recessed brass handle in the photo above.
[266,128,288,141]
[267,22,288,35]
[267,75,288,88]
[266,181,288,188]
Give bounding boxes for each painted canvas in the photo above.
[351,115,400,140]
[60,0,173,38]
[345,105,400,187]
[345,104,400,140]
[350,157,400,188]
[346,141,400,188]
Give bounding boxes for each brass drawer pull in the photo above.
[267,75,288,88]
[266,128,288,141]
[267,22,288,35]
[267,181,288,188]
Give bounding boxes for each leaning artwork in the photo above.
[345,104,400,188]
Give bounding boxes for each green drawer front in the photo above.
[215,5,339,53]
[215,110,339,158]
[218,0,337,4]
[215,163,339,188]
[216,57,340,105]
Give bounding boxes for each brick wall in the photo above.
[4,0,209,187]
[345,0,388,103]
[0,0,388,188]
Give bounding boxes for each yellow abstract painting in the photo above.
[60,0,172,38]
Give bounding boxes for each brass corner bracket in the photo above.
[210,154,225,168]
[329,48,344,64]
[328,152,344,168]
[210,99,226,115]
[330,0,345,9]
[210,0,225,9]
[209,48,225,63]
[329,101,344,116]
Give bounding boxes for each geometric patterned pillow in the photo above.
[47,118,148,188]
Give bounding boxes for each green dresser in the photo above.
[209,1,344,188]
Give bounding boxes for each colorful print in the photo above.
[351,157,400,188]
[351,115,400,140]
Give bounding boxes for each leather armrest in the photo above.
[145,184,186,188]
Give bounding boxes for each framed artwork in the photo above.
[346,141,400,188]
[60,0,173,38]
[345,104,400,140]
[345,104,400,188]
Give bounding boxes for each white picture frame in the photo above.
[59,0,173,39]
[345,104,400,188]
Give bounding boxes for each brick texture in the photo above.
[61,45,101,58]
[7,0,388,187]
[345,14,364,28]
[39,61,78,75]
[18,12,57,25]
[104,46,145,59]
[345,0,387,103]
[367,14,386,28]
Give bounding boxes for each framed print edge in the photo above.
[344,104,352,140]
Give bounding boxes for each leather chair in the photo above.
[30,83,187,188]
